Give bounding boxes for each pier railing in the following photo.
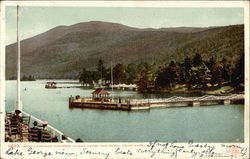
[22,111,75,143]
[129,94,244,104]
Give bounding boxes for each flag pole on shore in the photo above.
[111,61,113,101]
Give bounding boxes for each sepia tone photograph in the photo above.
[3,4,245,145]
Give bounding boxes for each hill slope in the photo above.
[6,21,244,79]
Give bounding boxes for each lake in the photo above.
[5,80,244,142]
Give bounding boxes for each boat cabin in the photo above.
[45,82,57,88]
[92,88,110,102]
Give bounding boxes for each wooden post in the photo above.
[69,97,74,107]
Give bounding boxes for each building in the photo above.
[92,88,110,102]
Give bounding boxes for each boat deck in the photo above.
[5,112,75,142]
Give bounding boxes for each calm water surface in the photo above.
[6,80,244,142]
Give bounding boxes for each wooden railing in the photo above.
[129,94,244,104]
[22,111,75,143]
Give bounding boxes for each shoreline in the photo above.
[144,85,244,96]
[7,80,244,96]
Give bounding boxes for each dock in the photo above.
[45,81,82,89]
[69,94,244,110]
[69,98,131,110]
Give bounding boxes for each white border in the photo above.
[0,0,6,149]
[244,1,250,151]
[3,1,249,7]
[0,1,249,159]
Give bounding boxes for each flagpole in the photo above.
[16,5,22,112]
[111,61,113,101]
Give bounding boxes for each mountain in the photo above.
[6,21,244,79]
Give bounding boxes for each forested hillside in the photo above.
[6,21,243,80]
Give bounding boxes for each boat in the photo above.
[45,81,57,88]
[5,5,76,143]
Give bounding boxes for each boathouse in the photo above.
[92,88,110,102]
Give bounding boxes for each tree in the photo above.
[155,61,179,89]
[97,59,106,79]
[207,57,215,72]
[21,75,27,81]
[221,58,230,82]
[211,62,223,86]
[125,63,138,84]
[193,53,203,67]
[113,63,126,84]
[79,68,91,84]
[21,75,35,81]
[104,67,111,82]
[190,63,211,87]
[231,53,244,87]
[136,63,154,93]
[183,56,192,82]
[79,68,101,84]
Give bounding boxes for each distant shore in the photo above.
[148,84,244,96]
[8,80,244,96]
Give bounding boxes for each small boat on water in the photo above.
[45,81,57,88]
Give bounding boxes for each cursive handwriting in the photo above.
[27,147,53,158]
[80,148,110,159]
[115,147,133,156]
[4,141,248,159]
[5,147,24,156]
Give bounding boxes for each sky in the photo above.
[5,6,244,45]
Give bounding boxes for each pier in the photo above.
[69,94,244,110]
[110,84,137,91]
[129,94,244,109]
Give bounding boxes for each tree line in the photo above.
[79,59,147,85]
[79,53,244,93]
[21,75,36,81]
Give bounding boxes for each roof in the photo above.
[92,88,110,95]
[47,82,56,84]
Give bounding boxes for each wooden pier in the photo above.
[69,98,131,110]
[69,94,244,110]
